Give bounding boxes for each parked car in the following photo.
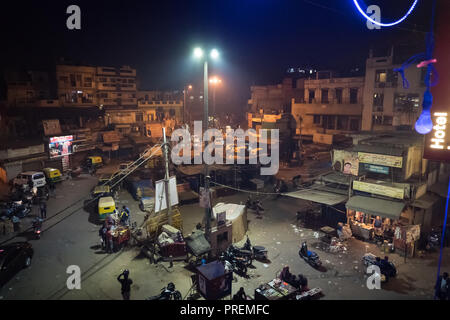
[13,171,46,189]
[0,242,34,287]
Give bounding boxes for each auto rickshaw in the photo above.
[43,168,63,184]
[92,185,112,198]
[98,196,116,221]
[86,156,103,169]
[98,174,112,186]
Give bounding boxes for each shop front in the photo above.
[345,195,406,242]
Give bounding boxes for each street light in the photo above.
[193,47,220,240]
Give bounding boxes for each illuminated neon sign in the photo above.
[430,112,448,150]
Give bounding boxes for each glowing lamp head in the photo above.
[210,49,219,60]
[193,48,204,59]
[415,89,433,135]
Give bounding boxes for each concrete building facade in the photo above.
[361,48,426,131]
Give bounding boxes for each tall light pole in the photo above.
[193,47,219,240]
[183,85,192,125]
[209,76,222,126]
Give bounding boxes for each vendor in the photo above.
[373,216,382,229]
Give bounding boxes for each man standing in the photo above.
[106,227,114,253]
[39,201,47,219]
[117,270,133,300]
[435,272,449,300]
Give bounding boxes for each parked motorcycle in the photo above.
[147,282,182,300]
[362,253,397,282]
[299,242,322,268]
[240,236,268,261]
[245,197,264,212]
[219,249,249,276]
[10,201,31,219]
[426,229,440,251]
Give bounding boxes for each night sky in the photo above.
[0,0,435,111]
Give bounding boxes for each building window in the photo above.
[350,118,359,131]
[70,74,76,87]
[308,90,315,103]
[335,88,343,104]
[350,88,358,104]
[324,115,336,130]
[394,93,420,112]
[373,93,384,112]
[372,115,383,125]
[337,116,349,130]
[375,69,387,83]
[321,89,329,103]
[375,69,398,88]
[313,115,321,124]
[135,113,143,122]
[383,116,393,125]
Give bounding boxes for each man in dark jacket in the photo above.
[435,272,449,300]
[117,270,133,300]
[39,201,47,219]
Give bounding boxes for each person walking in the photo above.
[39,201,47,219]
[435,272,449,300]
[117,270,133,300]
[106,227,114,253]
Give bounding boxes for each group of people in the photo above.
[99,205,131,253]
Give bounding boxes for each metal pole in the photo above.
[213,86,216,126]
[162,127,173,225]
[183,87,186,124]
[434,177,450,299]
[203,60,211,239]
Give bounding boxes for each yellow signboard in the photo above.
[358,152,403,168]
[353,180,404,200]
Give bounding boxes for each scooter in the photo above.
[241,236,268,261]
[299,242,322,268]
[147,283,182,300]
[32,218,43,240]
[219,249,248,276]
[426,229,440,251]
[245,197,264,212]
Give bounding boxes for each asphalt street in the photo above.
[0,174,448,300]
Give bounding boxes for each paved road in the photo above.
[0,176,446,300]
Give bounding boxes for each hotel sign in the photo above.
[358,152,403,168]
[353,180,404,200]
[424,112,450,162]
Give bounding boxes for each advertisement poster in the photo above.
[358,152,403,168]
[49,135,73,158]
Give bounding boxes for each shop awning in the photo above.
[284,188,348,206]
[346,196,405,220]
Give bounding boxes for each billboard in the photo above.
[49,135,73,158]
[358,152,403,168]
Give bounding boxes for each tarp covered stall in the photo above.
[212,203,247,243]
[345,196,405,220]
[284,188,348,206]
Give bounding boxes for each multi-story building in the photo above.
[6,70,53,107]
[96,65,137,108]
[361,47,426,131]
[248,78,304,115]
[291,74,364,142]
[56,65,97,107]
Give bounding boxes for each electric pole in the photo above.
[162,127,173,225]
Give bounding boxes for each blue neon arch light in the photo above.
[352,0,419,27]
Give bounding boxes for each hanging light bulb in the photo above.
[415,89,434,134]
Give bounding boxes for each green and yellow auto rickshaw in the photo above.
[98,196,116,221]
[86,156,103,168]
[43,168,63,183]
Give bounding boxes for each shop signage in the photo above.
[353,180,404,200]
[363,164,389,174]
[358,152,403,168]
[424,112,450,162]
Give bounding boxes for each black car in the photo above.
[0,242,33,287]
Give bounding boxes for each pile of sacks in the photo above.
[157,225,184,246]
